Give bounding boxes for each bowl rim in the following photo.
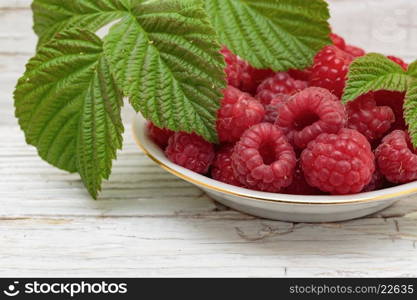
[132,114,417,205]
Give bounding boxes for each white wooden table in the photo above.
[1,0,417,277]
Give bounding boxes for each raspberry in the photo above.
[220,47,273,94]
[289,35,362,82]
[288,68,312,81]
[232,123,296,192]
[347,93,395,141]
[310,45,354,98]
[374,91,406,130]
[345,45,366,58]
[283,163,323,195]
[250,68,276,93]
[221,47,251,91]
[330,33,346,50]
[217,86,265,143]
[211,144,242,186]
[362,167,386,192]
[147,122,174,149]
[165,132,214,174]
[255,72,308,105]
[275,87,347,149]
[301,128,375,195]
[388,55,408,70]
[263,94,291,123]
[375,130,417,183]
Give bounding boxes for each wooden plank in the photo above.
[0,216,416,277]
[0,9,36,55]
[329,0,417,61]
[0,0,31,8]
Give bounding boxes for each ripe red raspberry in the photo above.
[330,33,346,50]
[275,87,347,149]
[283,164,323,195]
[388,55,408,70]
[374,91,406,130]
[232,123,296,192]
[263,94,291,123]
[221,47,251,91]
[289,36,362,82]
[220,47,273,94]
[288,68,312,81]
[347,93,395,141]
[211,144,242,186]
[250,68,276,93]
[345,45,366,58]
[301,128,375,195]
[375,130,417,183]
[217,86,265,143]
[255,72,308,105]
[165,132,214,174]
[310,45,354,98]
[147,122,174,149]
[362,167,386,192]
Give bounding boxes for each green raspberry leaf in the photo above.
[342,53,409,103]
[14,28,124,198]
[407,60,417,78]
[104,0,226,142]
[32,0,135,46]
[205,0,331,70]
[404,79,417,147]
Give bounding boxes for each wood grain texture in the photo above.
[0,0,417,277]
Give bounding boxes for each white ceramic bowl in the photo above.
[133,115,417,222]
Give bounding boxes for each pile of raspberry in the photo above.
[148,33,416,195]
